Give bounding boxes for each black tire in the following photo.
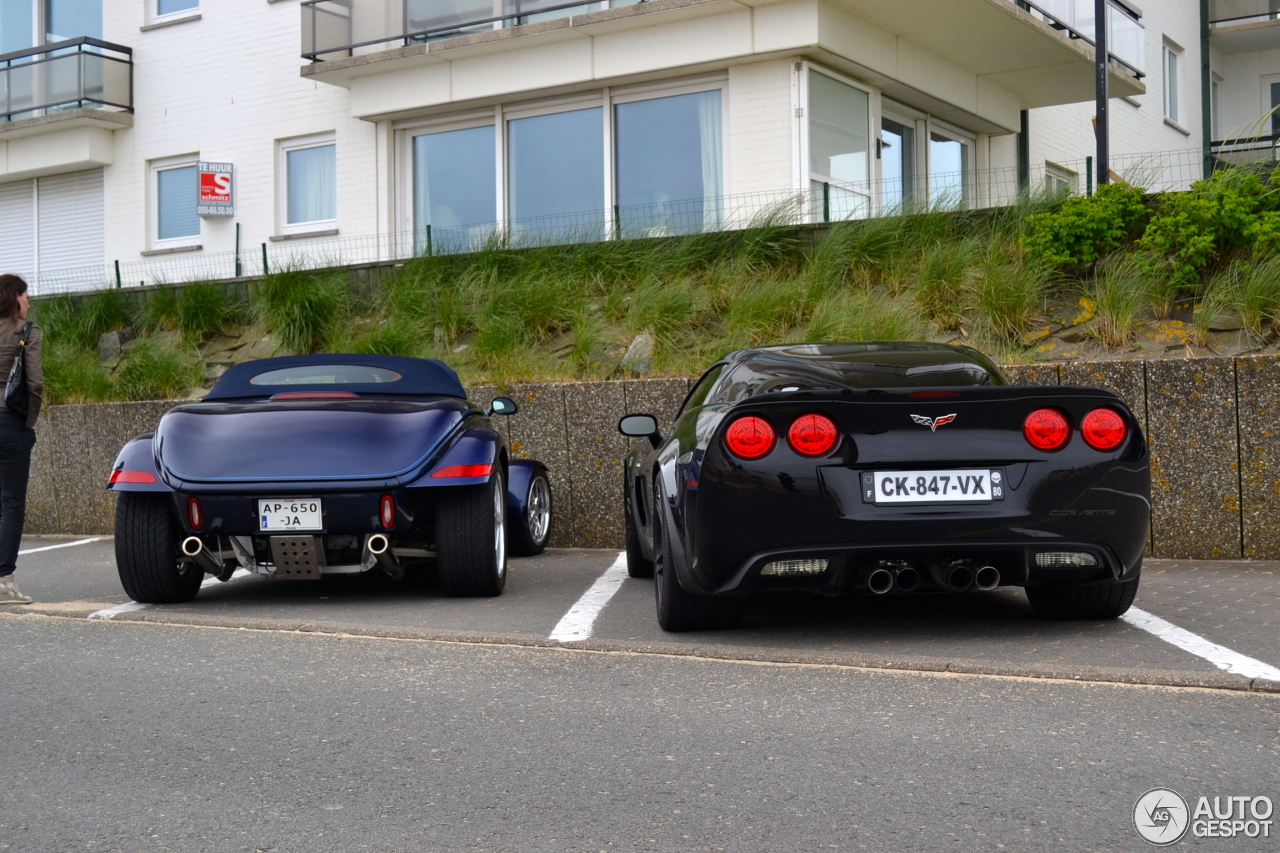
[625,485,654,579]
[508,469,552,557]
[114,492,203,604]
[1025,576,1140,620]
[437,470,507,597]
[653,484,743,632]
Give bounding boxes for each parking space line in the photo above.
[88,569,251,621]
[549,552,628,642]
[19,537,102,555]
[1123,606,1280,681]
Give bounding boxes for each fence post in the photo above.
[822,182,830,223]
[613,205,621,240]
[235,222,242,278]
[1086,157,1094,198]
[261,243,269,276]
[114,260,121,289]
[426,224,432,257]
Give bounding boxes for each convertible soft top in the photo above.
[205,354,467,401]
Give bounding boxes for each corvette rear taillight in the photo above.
[109,469,157,484]
[380,495,395,529]
[1081,408,1126,451]
[187,497,203,531]
[1023,408,1070,451]
[788,414,839,456]
[725,416,774,459]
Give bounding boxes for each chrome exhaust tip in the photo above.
[865,567,894,595]
[363,534,402,580]
[974,565,1000,591]
[894,566,921,593]
[181,536,225,577]
[929,562,974,592]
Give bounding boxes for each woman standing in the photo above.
[0,274,41,605]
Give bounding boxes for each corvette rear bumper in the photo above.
[685,538,1136,596]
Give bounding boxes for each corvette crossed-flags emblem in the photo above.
[910,413,957,431]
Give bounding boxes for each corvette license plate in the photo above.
[862,469,1004,505]
[258,499,323,532]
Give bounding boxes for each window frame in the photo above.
[925,119,976,211]
[799,63,875,221]
[153,0,199,23]
[1163,40,1182,124]
[277,131,337,235]
[149,154,201,251]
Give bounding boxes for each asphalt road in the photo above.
[3,537,1280,851]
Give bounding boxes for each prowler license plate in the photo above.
[258,499,323,532]
[863,469,1004,505]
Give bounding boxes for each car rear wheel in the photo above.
[653,485,743,632]
[114,492,203,604]
[437,470,507,597]
[625,483,654,579]
[1025,576,1139,620]
[508,469,552,557]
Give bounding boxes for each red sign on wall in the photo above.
[197,162,235,216]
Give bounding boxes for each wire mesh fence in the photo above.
[27,146,1216,297]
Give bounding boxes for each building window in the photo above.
[615,89,722,236]
[281,136,336,230]
[413,124,496,253]
[807,69,872,220]
[1045,162,1077,196]
[880,115,916,210]
[929,128,972,209]
[157,0,197,16]
[1163,42,1181,124]
[154,161,199,244]
[507,106,604,239]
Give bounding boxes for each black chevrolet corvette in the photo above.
[618,343,1150,631]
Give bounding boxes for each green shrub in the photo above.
[114,340,201,401]
[1022,182,1148,272]
[253,269,348,353]
[42,341,113,405]
[1089,255,1148,347]
[176,282,237,341]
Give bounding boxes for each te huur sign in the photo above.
[197,162,235,217]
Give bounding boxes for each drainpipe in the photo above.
[1018,110,1030,195]
[1201,0,1213,176]
[1095,0,1110,185]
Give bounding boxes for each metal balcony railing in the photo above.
[1211,132,1280,166]
[1019,0,1145,77]
[1209,0,1280,27]
[0,37,133,124]
[302,0,1143,73]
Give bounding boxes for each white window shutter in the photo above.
[37,169,105,286]
[0,180,36,285]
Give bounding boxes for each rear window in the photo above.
[249,365,402,386]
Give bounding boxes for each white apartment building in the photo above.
[0,0,1263,293]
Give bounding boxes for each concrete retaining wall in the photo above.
[29,355,1280,559]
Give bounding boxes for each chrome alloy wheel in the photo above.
[494,473,507,579]
[526,476,551,546]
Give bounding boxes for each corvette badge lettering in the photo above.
[911,413,957,432]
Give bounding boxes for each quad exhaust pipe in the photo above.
[929,562,974,592]
[974,565,1001,591]
[365,533,403,581]
[860,566,894,595]
[893,566,921,592]
[182,536,231,579]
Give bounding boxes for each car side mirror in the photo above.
[618,413,662,448]
[489,396,518,417]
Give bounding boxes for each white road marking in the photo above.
[1123,606,1280,682]
[88,601,149,620]
[19,537,102,555]
[88,569,252,620]
[550,552,629,642]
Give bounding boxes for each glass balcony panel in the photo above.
[1210,0,1280,25]
[0,39,132,122]
[1108,4,1144,72]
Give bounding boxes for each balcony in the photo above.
[1212,132,1280,166]
[0,38,132,181]
[1209,0,1280,52]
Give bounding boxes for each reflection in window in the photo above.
[508,107,604,241]
[929,133,968,209]
[615,90,722,237]
[880,118,914,209]
[808,70,870,221]
[47,0,101,40]
[414,125,495,253]
[157,165,198,241]
[157,0,197,15]
[286,144,336,225]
